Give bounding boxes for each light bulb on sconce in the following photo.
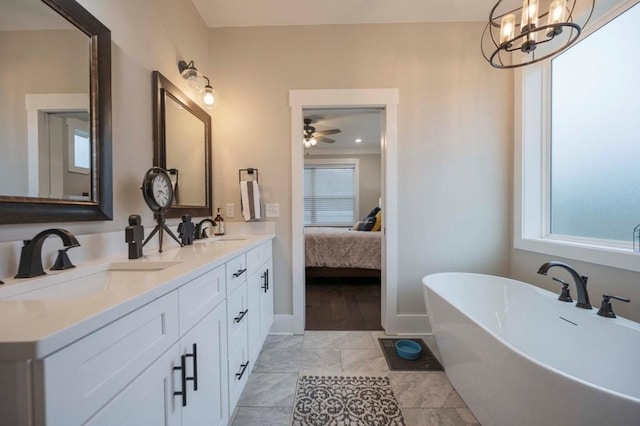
[178,59,217,109]
[178,60,203,91]
[201,76,216,109]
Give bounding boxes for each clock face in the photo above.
[141,167,174,213]
[152,174,171,208]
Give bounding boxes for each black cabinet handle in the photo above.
[185,343,198,391]
[233,268,247,278]
[235,361,250,380]
[261,270,269,292]
[173,355,188,407]
[234,309,249,323]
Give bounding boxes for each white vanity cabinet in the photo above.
[0,235,274,426]
[34,265,229,426]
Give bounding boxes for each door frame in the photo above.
[289,88,399,334]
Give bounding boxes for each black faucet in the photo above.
[537,261,592,309]
[195,219,216,240]
[15,229,80,278]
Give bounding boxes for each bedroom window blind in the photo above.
[304,164,356,226]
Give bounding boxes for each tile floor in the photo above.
[231,331,480,426]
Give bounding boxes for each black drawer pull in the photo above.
[234,309,249,323]
[261,270,270,292]
[232,268,247,278]
[173,355,188,407]
[235,361,250,380]
[185,343,198,391]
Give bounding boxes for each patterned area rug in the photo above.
[291,375,405,426]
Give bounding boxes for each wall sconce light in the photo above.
[178,59,216,108]
[481,0,595,69]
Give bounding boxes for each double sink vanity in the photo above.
[0,233,275,425]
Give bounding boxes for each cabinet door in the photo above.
[247,270,262,362]
[259,260,274,339]
[85,344,181,426]
[180,303,229,426]
[36,292,179,426]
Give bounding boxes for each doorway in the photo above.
[302,108,384,330]
[289,88,399,335]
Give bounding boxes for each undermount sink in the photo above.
[216,236,247,241]
[194,235,247,244]
[0,261,181,301]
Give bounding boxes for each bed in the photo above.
[304,227,381,278]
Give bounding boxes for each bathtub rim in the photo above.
[422,272,640,405]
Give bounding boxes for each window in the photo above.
[550,3,640,242]
[66,117,90,174]
[304,159,359,226]
[516,0,640,272]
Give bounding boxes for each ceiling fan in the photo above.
[303,118,341,147]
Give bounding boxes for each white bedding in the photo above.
[304,227,381,270]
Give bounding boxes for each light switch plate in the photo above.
[265,203,279,218]
[226,203,235,218]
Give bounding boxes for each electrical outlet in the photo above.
[265,203,279,218]
[226,203,235,218]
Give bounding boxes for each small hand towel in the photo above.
[240,180,261,221]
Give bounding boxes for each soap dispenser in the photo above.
[214,208,225,236]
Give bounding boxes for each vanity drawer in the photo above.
[226,282,249,348]
[178,264,226,335]
[36,292,179,426]
[246,241,272,275]
[227,335,250,411]
[226,254,247,295]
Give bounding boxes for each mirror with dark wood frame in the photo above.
[0,0,112,224]
[152,71,212,219]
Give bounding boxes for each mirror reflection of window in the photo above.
[69,120,90,173]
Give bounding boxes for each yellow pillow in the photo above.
[372,210,382,231]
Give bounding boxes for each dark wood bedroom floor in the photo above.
[305,276,383,331]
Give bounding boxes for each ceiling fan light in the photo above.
[310,137,317,146]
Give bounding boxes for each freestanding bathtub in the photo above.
[422,272,640,426]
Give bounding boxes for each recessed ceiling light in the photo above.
[355,138,363,143]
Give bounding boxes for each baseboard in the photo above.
[384,314,431,335]
[269,314,295,335]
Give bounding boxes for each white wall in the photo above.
[0,0,211,275]
[208,22,513,318]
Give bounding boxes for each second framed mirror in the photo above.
[152,71,212,218]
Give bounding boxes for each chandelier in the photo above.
[481,0,595,69]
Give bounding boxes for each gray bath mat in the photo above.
[291,375,405,426]
[378,338,444,371]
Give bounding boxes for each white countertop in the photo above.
[0,234,274,361]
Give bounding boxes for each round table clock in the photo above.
[140,167,182,252]
[142,167,174,213]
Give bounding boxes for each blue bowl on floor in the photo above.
[395,340,422,360]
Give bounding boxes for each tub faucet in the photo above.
[537,261,592,309]
[195,218,216,239]
[15,229,80,279]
